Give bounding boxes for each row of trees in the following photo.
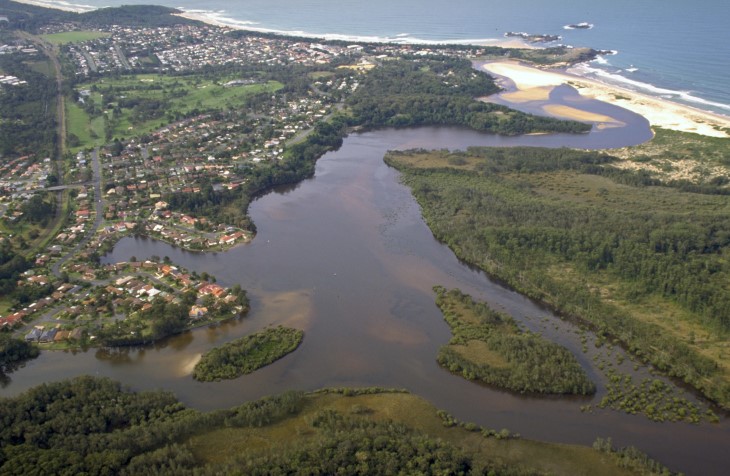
[0,240,29,299]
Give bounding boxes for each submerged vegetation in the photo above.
[591,369,717,423]
[434,286,595,395]
[0,376,671,475]
[193,326,304,381]
[386,137,730,409]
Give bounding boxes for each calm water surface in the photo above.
[3,125,728,474]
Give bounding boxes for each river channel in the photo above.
[4,120,729,473]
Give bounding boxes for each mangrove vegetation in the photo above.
[193,326,304,381]
[434,286,595,395]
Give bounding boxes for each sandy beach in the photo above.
[176,11,538,50]
[482,61,730,138]
[11,0,94,13]
[12,0,730,139]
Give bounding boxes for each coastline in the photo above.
[10,0,729,136]
[11,0,94,13]
[481,61,730,138]
[174,11,537,49]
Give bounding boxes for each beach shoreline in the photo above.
[481,61,730,138]
[12,1,535,49]
[10,0,730,136]
[174,11,538,49]
[11,0,93,13]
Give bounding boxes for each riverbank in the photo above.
[481,60,730,138]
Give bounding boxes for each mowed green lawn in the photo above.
[66,101,106,151]
[40,31,111,45]
[68,75,283,147]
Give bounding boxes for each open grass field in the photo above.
[68,74,283,147]
[66,100,105,151]
[40,31,111,45]
[27,58,54,77]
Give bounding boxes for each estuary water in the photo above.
[3,124,729,474]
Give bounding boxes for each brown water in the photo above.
[3,126,727,474]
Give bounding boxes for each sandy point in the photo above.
[481,61,730,138]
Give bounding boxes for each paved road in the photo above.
[114,45,131,70]
[51,148,105,278]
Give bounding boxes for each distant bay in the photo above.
[26,0,730,116]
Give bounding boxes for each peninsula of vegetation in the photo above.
[193,326,303,381]
[0,376,672,475]
[434,286,595,395]
[385,133,730,409]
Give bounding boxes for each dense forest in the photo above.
[346,57,591,135]
[0,53,57,158]
[386,143,730,408]
[0,376,669,475]
[434,286,595,395]
[0,239,29,299]
[193,326,304,381]
[0,2,199,31]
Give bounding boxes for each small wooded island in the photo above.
[434,286,595,395]
[193,326,304,381]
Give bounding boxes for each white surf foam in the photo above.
[571,63,730,113]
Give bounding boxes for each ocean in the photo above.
[25,0,730,115]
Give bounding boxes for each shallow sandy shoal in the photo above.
[500,87,553,103]
[542,104,624,126]
[482,61,730,138]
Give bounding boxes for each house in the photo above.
[54,330,70,342]
[0,312,25,329]
[25,327,42,342]
[27,275,49,286]
[197,283,226,298]
[57,283,74,294]
[180,215,197,225]
[189,305,208,319]
[39,328,58,343]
